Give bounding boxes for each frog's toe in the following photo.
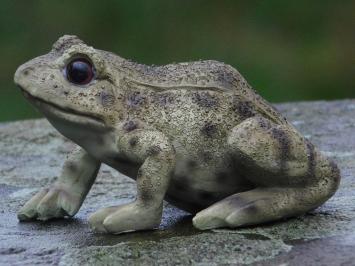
[192,212,228,230]
[192,201,232,230]
[18,189,49,221]
[88,206,119,233]
[91,202,162,234]
[102,210,160,235]
[36,190,66,220]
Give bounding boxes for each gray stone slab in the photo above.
[0,99,354,265]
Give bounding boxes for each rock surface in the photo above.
[0,100,354,266]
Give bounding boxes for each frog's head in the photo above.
[14,35,122,139]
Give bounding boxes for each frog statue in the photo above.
[14,35,340,234]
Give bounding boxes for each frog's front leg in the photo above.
[18,146,101,221]
[89,130,176,234]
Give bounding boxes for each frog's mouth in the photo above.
[18,86,107,130]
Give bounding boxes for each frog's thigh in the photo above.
[227,116,310,184]
[193,116,340,230]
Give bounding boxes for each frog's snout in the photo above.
[14,64,25,86]
[14,62,33,90]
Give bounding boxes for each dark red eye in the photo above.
[66,58,94,85]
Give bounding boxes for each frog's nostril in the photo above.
[14,65,30,85]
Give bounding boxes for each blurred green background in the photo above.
[1,0,354,122]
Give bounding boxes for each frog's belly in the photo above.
[165,166,254,214]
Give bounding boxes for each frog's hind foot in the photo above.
[192,181,337,230]
[192,187,301,230]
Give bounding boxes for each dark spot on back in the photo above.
[201,122,218,138]
[154,93,174,106]
[126,92,145,108]
[215,67,235,85]
[147,145,162,156]
[123,121,138,132]
[232,98,255,119]
[100,92,115,107]
[192,92,219,108]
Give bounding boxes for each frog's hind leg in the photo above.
[193,116,340,230]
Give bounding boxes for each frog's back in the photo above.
[118,58,290,127]
[120,59,248,91]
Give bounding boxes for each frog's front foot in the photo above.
[88,202,162,234]
[18,184,84,221]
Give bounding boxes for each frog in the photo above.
[14,35,340,234]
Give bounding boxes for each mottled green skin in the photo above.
[14,35,340,234]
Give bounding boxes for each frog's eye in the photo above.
[65,58,95,85]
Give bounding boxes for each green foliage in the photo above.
[1,0,354,121]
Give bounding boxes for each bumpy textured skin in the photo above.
[14,35,340,234]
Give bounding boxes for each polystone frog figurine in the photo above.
[14,35,340,234]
